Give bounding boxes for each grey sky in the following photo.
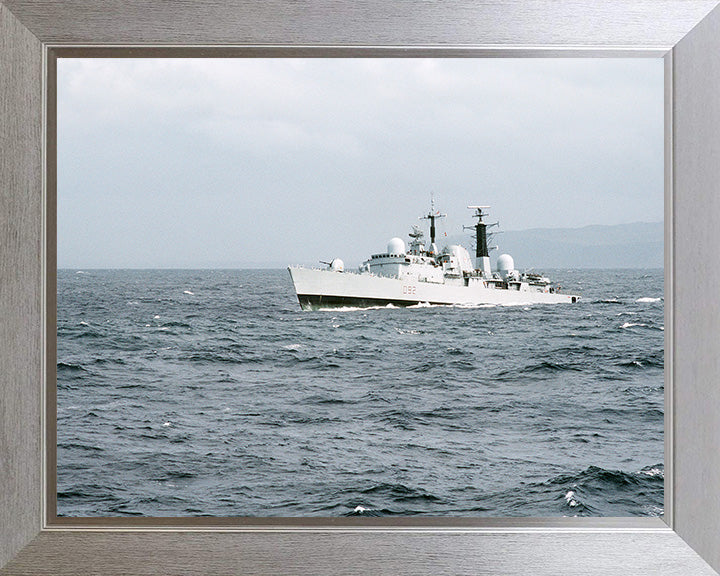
[58,58,663,268]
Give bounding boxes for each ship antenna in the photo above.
[420,196,446,245]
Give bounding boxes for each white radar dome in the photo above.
[387,237,406,255]
[497,253,515,272]
[329,258,344,272]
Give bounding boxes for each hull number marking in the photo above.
[402,285,417,295]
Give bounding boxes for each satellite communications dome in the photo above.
[329,258,344,272]
[387,237,406,255]
[497,253,515,272]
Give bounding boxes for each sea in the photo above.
[56,268,664,517]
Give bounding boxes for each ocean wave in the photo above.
[445,347,466,355]
[395,327,423,335]
[552,344,600,355]
[616,350,663,369]
[66,329,104,340]
[448,359,476,371]
[359,482,442,503]
[91,357,127,366]
[620,322,664,331]
[549,464,664,491]
[316,305,388,312]
[160,321,192,328]
[639,465,664,478]
[57,362,87,373]
[564,490,581,508]
[411,360,445,372]
[58,442,103,452]
[57,483,121,501]
[150,470,196,481]
[286,413,337,425]
[636,297,662,303]
[541,464,664,516]
[181,351,260,364]
[376,408,420,430]
[345,505,388,517]
[511,360,584,375]
[301,395,351,406]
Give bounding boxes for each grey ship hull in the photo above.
[289,266,578,310]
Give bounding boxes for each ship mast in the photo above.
[420,196,446,247]
[467,206,493,275]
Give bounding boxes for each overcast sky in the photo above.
[57,58,663,268]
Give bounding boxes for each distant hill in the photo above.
[445,221,663,269]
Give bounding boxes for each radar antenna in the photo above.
[420,195,446,245]
[408,225,424,240]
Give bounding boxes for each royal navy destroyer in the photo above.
[288,205,579,309]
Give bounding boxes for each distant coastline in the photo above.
[466,221,663,270]
[59,221,663,270]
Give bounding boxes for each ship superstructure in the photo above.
[288,204,578,309]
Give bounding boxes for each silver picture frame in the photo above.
[2,2,720,574]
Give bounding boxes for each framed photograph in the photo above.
[51,55,665,523]
[2,2,720,574]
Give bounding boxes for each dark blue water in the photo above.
[57,268,664,517]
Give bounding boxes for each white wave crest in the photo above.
[395,328,421,335]
[352,505,380,515]
[636,297,662,303]
[317,306,380,312]
[564,490,580,507]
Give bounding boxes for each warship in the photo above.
[288,204,579,310]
